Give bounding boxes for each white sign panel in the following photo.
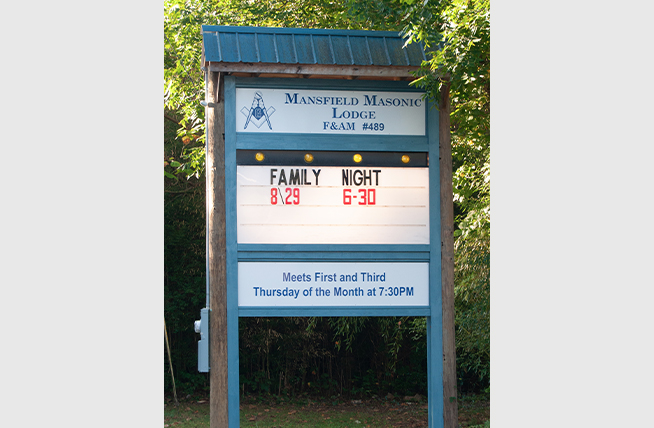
[238,262,429,307]
[236,88,425,135]
[237,165,429,244]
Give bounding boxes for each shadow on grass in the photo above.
[164,393,489,428]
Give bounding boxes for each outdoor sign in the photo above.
[232,83,433,312]
[201,25,447,428]
[238,262,429,307]
[236,88,425,135]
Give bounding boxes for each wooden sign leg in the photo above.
[439,80,457,428]
[207,71,229,428]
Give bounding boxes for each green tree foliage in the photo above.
[454,222,489,392]
[343,0,490,392]
[163,0,366,181]
[239,316,428,397]
[397,0,490,392]
[236,0,358,29]
[164,0,490,397]
[164,115,208,395]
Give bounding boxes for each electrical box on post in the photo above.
[195,308,210,372]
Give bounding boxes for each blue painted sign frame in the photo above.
[222,75,443,427]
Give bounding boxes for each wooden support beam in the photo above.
[207,71,229,428]
[439,79,458,428]
[207,62,420,79]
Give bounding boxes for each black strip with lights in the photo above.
[236,150,428,167]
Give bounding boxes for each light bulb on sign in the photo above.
[353,154,362,163]
[304,153,314,163]
[255,152,265,162]
[401,155,410,164]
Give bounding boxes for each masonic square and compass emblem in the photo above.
[240,91,276,130]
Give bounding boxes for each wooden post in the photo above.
[439,79,458,428]
[207,71,229,428]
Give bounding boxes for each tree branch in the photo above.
[165,185,201,194]
[165,112,184,127]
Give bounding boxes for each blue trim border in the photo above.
[239,306,431,317]
[222,75,443,428]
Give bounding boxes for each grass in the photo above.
[164,393,489,428]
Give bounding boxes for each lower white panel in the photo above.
[238,262,429,307]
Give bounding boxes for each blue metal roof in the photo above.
[202,26,427,67]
